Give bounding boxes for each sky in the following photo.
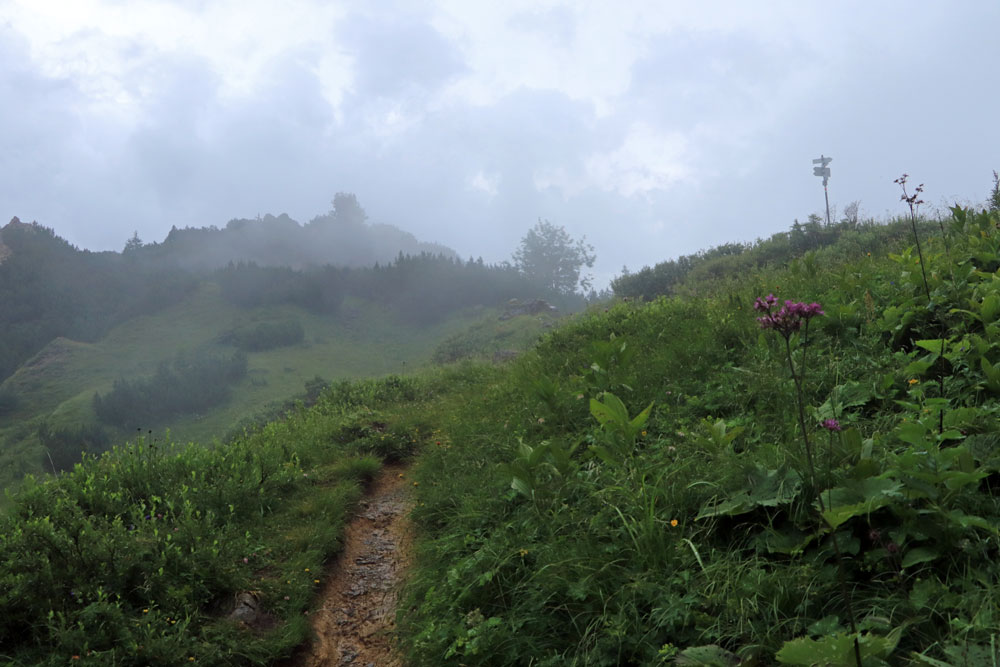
[2,0,999,288]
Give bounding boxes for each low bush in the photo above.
[93,350,247,428]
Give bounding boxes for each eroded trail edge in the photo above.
[297,464,413,667]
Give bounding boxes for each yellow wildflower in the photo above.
[670,519,679,527]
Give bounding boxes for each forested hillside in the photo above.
[0,205,581,493]
[131,193,457,273]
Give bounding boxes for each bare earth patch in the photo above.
[291,464,413,667]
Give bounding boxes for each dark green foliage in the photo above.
[37,421,111,472]
[0,219,198,383]
[349,252,575,325]
[215,262,346,313]
[218,319,305,351]
[214,253,568,325]
[93,351,247,428]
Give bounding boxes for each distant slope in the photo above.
[0,194,460,384]
[0,280,562,493]
[0,282,568,486]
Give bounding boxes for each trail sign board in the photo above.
[812,155,832,186]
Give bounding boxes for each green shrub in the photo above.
[93,350,247,428]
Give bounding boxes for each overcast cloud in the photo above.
[2,0,998,287]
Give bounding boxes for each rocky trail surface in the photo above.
[287,465,413,667]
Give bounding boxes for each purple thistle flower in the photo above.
[753,293,778,312]
[821,418,842,432]
[753,296,825,338]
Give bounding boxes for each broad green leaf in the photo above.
[904,359,933,376]
[601,392,629,422]
[941,469,987,491]
[588,444,619,467]
[841,427,863,457]
[944,509,997,533]
[897,421,929,446]
[763,527,816,555]
[901,547,939,568]
[510,476,533,498]
[821,478,902,530]
[807,615,843,637]
[589,398,621,426]
[908,577,942,608]
[628,402,654,431]
[776,633,859,665]
[915,339,948,355]
[696,495,754,519]
[982,293,1000,322]
[777,628,902,665]
[981,358,1000,394]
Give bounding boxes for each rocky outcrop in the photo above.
[499,298,557,321]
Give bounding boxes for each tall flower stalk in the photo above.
[897,174,947,432]
[754,295,825,486]
[896,174,931,302]
[754,295,863,667]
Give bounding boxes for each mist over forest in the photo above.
[3,3,1000,665]
[0,188,598,492]
[0,192,592,387]
[140,193,457,272]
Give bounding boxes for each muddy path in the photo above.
[288,464,414,667]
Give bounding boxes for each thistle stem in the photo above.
[783,330,861,667]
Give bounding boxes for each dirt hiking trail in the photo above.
[290,464,414,667]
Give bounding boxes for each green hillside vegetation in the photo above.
[0,209,583,494]
[0,280,551,493]
[6,185,1000,664]
[0,373,436,665]
[612,211,922,302]
[0,192,461,386]
[396,204,1000,664]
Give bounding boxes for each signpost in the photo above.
[812,155,832,225]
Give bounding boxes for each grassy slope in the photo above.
[397,210,1000,665]
[0,281,530,491]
